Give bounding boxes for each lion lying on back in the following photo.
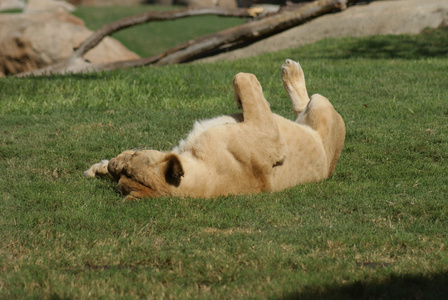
[85,59,345,199]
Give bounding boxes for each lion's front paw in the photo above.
[108,150,136,180]
[84,160,110,177]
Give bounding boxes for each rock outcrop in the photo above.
[0,0,25,11]
[0,0,139,76]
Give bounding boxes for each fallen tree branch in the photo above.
[69,7,266,64]
[156,0,347,65]
[17,0,347,77]
[16,7,264,77]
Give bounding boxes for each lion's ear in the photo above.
[163,154,184,187]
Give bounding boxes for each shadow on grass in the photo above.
[298,27,448,60]
[283,271,448,300]
[345,29,448,59]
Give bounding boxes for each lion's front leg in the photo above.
[232,72,287,173]
[84,160,112,179]
[107,150,136,181]
[84,150,136,181]
[233,72,272,126]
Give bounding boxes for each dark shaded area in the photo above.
[283,271,448,300]
[319,27,448,60]
[188,22,448,64]
[348,29,448,59]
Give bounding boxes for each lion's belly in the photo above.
[177,148,264,198]
[176,114,328,197]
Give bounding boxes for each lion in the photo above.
[84,59,345,199]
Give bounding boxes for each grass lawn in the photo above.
[1,11,447,298]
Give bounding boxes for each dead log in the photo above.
[69,7,266,64]
[16,7,264,77]
[156,0,347,65]
[17,0,346,76]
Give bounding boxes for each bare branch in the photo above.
[17,1,347,77]
[70,7,265,62]
[156,0,347,65]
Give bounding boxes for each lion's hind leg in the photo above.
[281,59,310,117]
[297,94,346,178]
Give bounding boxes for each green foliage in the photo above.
[1,22,448,299]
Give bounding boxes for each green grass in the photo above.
[73,5,245,57]
[0,8,22,13]
[1,23,448,299]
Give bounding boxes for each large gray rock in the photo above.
[24,0,76,13]
[201,0,448,62]
[0,11,140,76]
[0,0,25,11]
[174,0,237,9]
[67,0,144,6]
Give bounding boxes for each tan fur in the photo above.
[84,59,345,199]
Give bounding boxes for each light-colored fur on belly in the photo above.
[172,114,242,155]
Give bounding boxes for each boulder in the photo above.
[0,0,25,11]
[157,0,238,9]
[67,0,144,6]
[0,11,140,76]
[24,0,76,13]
